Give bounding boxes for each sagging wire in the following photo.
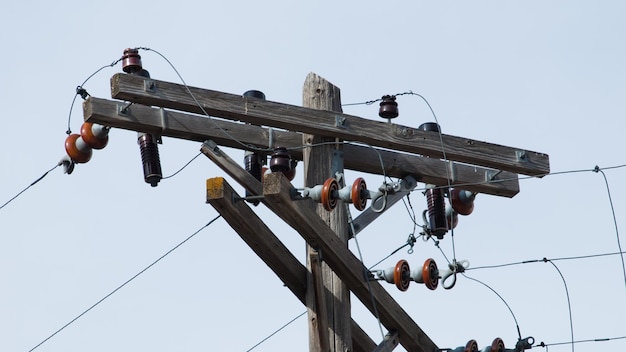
[593,165,626,288]
[66,57,123,135]
[544,258,575,352]
[0,163,60,212]
[135,47,269,154]
[28,215,222,352]
[161,152,202,180]
[462,274,522,341]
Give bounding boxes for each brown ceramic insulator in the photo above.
[65,134,92,163]
[451,188,475,215]
[422,258,439,290]
[122,48,142,73]
[378,95,399,119]
[491,338,505,352]
[269,147,291,172]
[465,340,479,352]
[137,134,162,187]
[394,259,410,292]
[351,177,368,211]
[321,178,339,211]
[426,187,448,238]
[80,122,109,150]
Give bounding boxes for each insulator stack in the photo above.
[121,48,163,187]
[302,177,373,212]
[64,122,111,164]
[137,133,162,187]
[449,338,506,352]
[426,186,448,238]
[65,133,93,164]
[376,259,439,291]
[378,95,399,120]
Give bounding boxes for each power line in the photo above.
[0,163,60,212]
[593,165,626,287]
[27,215,222,352]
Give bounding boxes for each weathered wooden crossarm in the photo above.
[261,172,439,352]
[85,97,521,197]
[205,177,376,352]
[110,73,549,177]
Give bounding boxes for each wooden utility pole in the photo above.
[83,71,550,352]
[302,73,351,351]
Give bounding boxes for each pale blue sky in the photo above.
[2,1,626,351]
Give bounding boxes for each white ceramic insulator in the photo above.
[75,136,91,152]
[378,268,395,284]
[337,185,352,202]
[91,123,109,138]
[410,268,425,284]
[302,184,324,201]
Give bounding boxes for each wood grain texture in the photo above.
[85,97,520,197]
[302,72,351,352]
[111,72,550,176]
[205,177,376,352]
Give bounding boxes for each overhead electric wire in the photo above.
[0,163,60,212]
[161,152,202,179]
[27,215,222,352]
[544,259,575,352]
[593,165,626,287]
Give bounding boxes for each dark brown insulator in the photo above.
[417,122,441,132]
[122,48,142,73]
[378,95,399,119]
[137,134,162,187]
[269,147,292,173]
[426,187,448,238]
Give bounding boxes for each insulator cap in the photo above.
[269,147,292,173]
[394,259,411,292]
[422,258,439,290]
[122,48,142,73]
[378,95,399,119]
[451,188,475,215]
[243,90,266,99]
[65,134,92,163]
[491,337,505,352]
[351,177,368,211]
[417,122,441,132]
[465,339,479,352]
[320,178,339,211]
[80,122,109,149]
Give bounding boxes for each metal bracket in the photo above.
[516,150,528,162]
[331,150,344,180]
[486,169,504,182]
[117,102,132,116]
[144,79,156,93]
[335,115,347,128]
